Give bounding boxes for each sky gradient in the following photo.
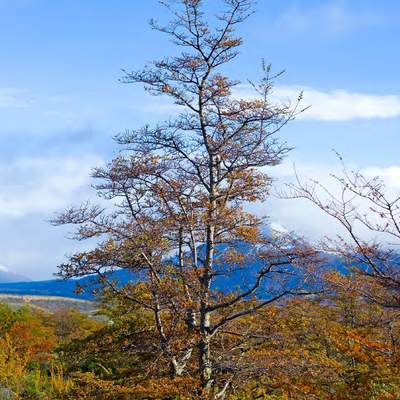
[1,0,400,279]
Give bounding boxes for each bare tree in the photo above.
[284,156,400,309]
[53,0,319,396]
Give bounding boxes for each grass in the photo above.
[0,294,96,314]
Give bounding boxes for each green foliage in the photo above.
[0,303,31,334]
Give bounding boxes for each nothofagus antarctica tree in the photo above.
[53,0,321,397]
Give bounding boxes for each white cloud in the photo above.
[0,88,157,136]
[284,87,400,121]
[362,166,400,192]
[233,85,400,122]
[269,222,288,234]
[0,155,102,217]
[253,161,400,242]
[0,89,32,108]
[276,3,386,35]
[132,85,400,122]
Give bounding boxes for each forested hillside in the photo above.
[1,282,400,399]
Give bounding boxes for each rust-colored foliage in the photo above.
[39,0,400,399]
[51,0,319,396]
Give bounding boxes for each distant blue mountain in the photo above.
[0,243,344,300]
[0,269,135,300]
[0,278,92,299]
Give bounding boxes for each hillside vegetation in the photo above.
[0,295,95,314]
[1,283,400,399]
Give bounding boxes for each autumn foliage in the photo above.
[1,0,399,399]
[2,284,400,399]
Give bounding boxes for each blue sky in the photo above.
[0,0,400,279]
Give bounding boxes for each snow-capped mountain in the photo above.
[0,265,30,283]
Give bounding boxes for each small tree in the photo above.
[285,158,400,309]
[53,0,319,396]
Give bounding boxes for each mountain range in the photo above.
[0,270,135,300]
[0,244,343,300]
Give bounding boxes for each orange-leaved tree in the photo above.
[52,0,321,397]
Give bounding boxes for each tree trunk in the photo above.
[199,311,213,393]
[171,348,193,376]
[199,219,215,393]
